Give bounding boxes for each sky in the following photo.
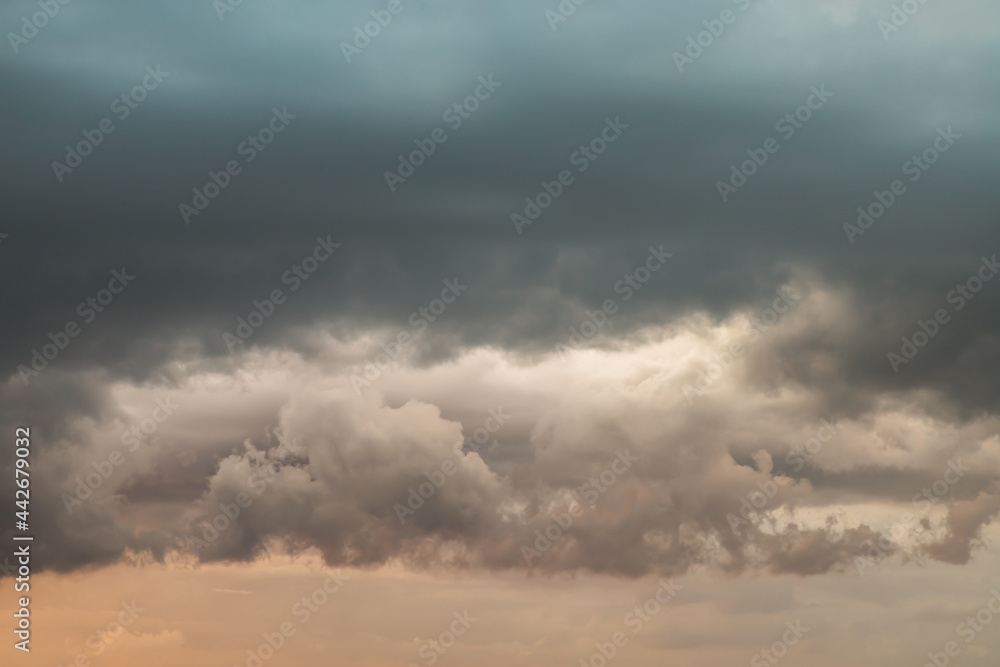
[2,0,1000,665]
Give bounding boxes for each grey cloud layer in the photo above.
[3,339,999,579]
[1,0,999,576]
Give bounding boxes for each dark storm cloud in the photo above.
[2,0,998,399]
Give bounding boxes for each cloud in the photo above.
[1,0,999,591]
[5,305,998,580]
[920,489,1000,564]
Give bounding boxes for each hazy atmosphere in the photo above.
[2,1,1000,665]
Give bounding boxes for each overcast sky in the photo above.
[2,1,1000,666]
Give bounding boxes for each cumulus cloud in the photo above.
[1,0,998,594]
[5,302,998,580]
